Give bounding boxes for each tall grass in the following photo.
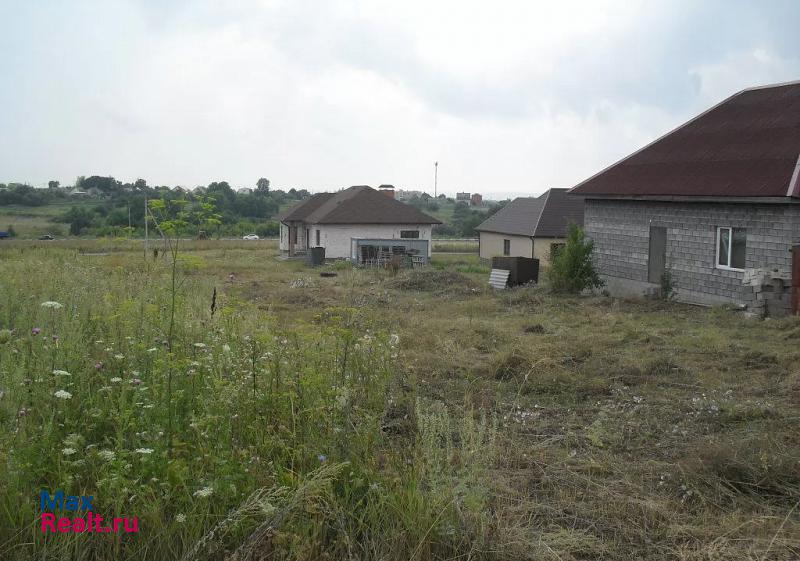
[0,245,496,560]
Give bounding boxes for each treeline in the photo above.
[406,194,504,237]
[1,176,505,238]
[1,176,309,237]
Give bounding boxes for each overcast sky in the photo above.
[1,0,798,198]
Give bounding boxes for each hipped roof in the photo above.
[277,186,441,225]
[570,81,800,199]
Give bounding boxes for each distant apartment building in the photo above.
[456,192,471,202]
[396,189,424,201]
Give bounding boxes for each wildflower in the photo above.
[52,335,59,342]
[110,377,122,383]
[41,301,63,310]
[52,369,71,377]
[317,454,327,462]
[175,513,186,523]
[134,448,154,454]
[146,347,158,353]
[54,390,72,400]
[62,448,77,456]
[114,354,124,360]
[98,450,116,461]
[31,327,42,335]
[94,362,104,370]
[389,333,400,347]
[131,378,142,385]
[193,343,207,349]
[193,487,214,498]
[222,344,231,353]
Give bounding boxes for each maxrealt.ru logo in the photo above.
[40,490,139,533]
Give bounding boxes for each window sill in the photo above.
[715,265,745,272]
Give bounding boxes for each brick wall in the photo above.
[585,199,800,315]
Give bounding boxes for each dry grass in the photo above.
[2,241,798,560]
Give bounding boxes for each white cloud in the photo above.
[0,0,798,196]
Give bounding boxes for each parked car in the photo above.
[38,234,54,240]
[242,234,260,240]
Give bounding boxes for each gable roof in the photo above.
[570,81,800,199]
[278,186,441,225]
[475,188,584,237]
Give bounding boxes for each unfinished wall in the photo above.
[479,233,565,265]
[585,199,800,315]
[279,223,307,253]
[479,232,532,259]
[312,224,433,259]
[533,237,566,266]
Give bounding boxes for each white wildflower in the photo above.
[110,377,122,383]
[52,369,71,377]
[62,448,77,456]
[98,450,116,461]
[222,344,231,353]
[389,333,400,347]
[193,343,206,349]
[147,347,158,353]
[114,354,124,360]
[175,513,186,523]
[193,486,214,498]
[134,448,154,454]
[54,390,72,400]
[41,301,63,309]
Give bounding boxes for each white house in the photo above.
[277,185,441,262]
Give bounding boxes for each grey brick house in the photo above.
[569,81,800,317]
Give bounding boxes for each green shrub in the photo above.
[549,225,603,294]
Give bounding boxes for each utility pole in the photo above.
[144,196,148,261]
[434,161,438,198]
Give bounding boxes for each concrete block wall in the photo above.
[585,199,800,315]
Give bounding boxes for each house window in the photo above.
[315,229,320,246]
[503,239,510,256]
[400,230,420,239]
[550,242,565,263]
[716,227,746,270]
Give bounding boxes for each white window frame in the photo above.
[715,226,745,271]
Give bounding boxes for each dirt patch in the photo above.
[386,270,480,294]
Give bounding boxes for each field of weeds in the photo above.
[0,240,798,560]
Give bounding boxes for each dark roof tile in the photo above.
[570,81,800,198]
[279,186,440,225]
[475,188,583,237]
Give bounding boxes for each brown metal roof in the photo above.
[475,188,584,237]
[570,81,800,198]
[279,186,441,225]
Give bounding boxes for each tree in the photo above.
[549,225,603,294]
[64,207,93,235]
[48,180,60,189]
[134,179,147,191]
[255,177,270,195]
[82,176,121,195]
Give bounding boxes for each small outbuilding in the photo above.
[475,188,584,264]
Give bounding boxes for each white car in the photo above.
[242,234,260,240]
